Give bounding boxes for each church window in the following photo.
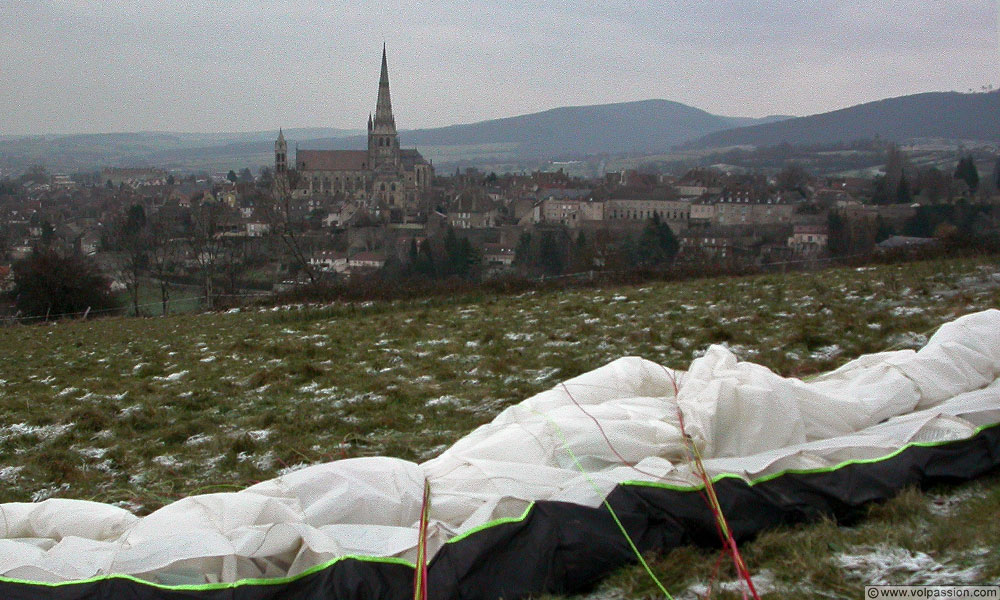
[380,184,386,191]
[391,183,396,191]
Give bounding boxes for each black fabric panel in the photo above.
[2,425,999,600]
[427,501,647,599]
[0,558,413,600]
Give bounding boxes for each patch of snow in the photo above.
[505,332,535,342]
[811,344,843,361]
[888,332,929,349]
[246,429,271,442]
[31,483,70,502]
[76,447,108,459]
[927,486,984,517]
[0,422,74,441]
[154,370,189,382]
[118,404,142,417]
[0,465,24,482]
[531,366,561,383]
[681,570,777,600]
[152,455,182,469]
[837,545,980,586]
[426,395,463,407]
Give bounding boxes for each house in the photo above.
[680,227,761,260]
[245,221,270,237]
[604,198,691,234]
[448,192,499,229]
[323,202,359,228]
[689,200,715,227]
[539,197,585,226]
[710,194,796,226]
[348,251,386,272]
[309,251,349,273]
[482,243,515,267]
[787,224,829,256]
[79,230,101,256]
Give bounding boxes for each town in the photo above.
[1,49,998,320]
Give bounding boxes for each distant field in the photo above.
[1,256,999,596]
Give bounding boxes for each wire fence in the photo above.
[0,291,273,326]
[1,245,990,326]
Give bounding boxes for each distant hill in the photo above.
[391,99,789,158]
[690,91,1000,149]
[0,101,792,174]
[0,129,359,174]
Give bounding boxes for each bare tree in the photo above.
[263,172,318,284]
[110,204,149,316]
[187,202,225,310]
[147,217,178,316]
[219,236,252,296]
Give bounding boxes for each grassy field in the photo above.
[1,255,999,596]
[124,279,207,317]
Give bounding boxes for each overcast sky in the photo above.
[1,0,997,136]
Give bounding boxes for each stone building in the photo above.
[275,45,433,211]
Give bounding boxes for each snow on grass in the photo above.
[184,433,214,446]
[810,344,843,361]
[152,455,183,469]
[425,395,463,408]
[75,447,108,459]
[680,570,777,600]
[837,546,982,586]
[0,423,74,442]
[888,332,930,349]
[0,465,24,482]
[504,332,535,342]
[31,483,70,502]
[927,486,987,517]
[155,370,189,382]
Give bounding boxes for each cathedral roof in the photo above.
[400,149,429,169]
[297,150,369,172]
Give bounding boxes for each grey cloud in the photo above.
[0,0,995,135]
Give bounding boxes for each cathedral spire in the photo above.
[373,43,395,132]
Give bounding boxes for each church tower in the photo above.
[368,44,400,170]
[274,128,287,173]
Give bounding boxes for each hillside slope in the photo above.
[0,101,787,173]
[690,90,1000,148]
[392,99,786,157]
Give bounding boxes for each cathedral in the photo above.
[274,45,433,210]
